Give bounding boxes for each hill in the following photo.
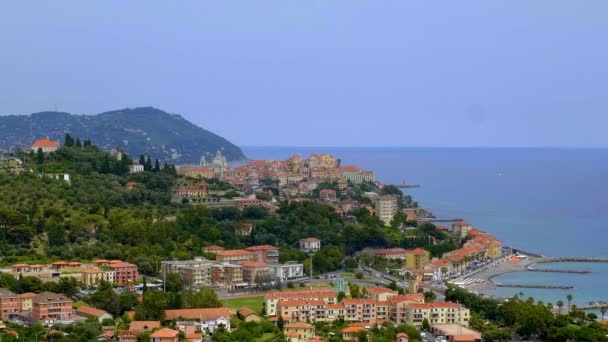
[0,107,245,163]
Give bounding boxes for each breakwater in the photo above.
[495,284,574,290]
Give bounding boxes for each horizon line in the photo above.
[240,145,608,150]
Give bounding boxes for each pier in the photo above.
[419,218,463,223]
[495,284,574,290]
[526,266,591,274]
[394,180,420,188]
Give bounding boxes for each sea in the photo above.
[242,146,608,306]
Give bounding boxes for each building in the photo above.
[364,287,397,302]
[212,262,246,290]
[319,189,337,202]
[430,324,481,342]
[403,208,417,221]
[272,262,305,282]
[118,330,138,342]
[375,248,407,260]
[278,300,326,322]
[109,261,138,285]
[397,332,409,342]
[164,308,233,333]
[31,137,59,153]
[149,328,179,342]
[389,294,426,324]
[299,238,321,253]
[210,150,230,177]
[129,163,144,174]
[237,307,261,322]
[284,322,315,342]
[235,198,264,210]
[0,288,20,320]
[31,292,73,323]
[245,245,280,264]
[342,298,378,322]
[18,292,35,311]
[129,321,161,335]
[265,290,337,317]
[404,302,470,327]
[162,258,214,290]
[375,195,399,226]
[215,249,254,264]
[202,245,225,255]
[76,306,113,323]
[82,268,116,288]
[174,184,208,199]
[452,221,473,242]
[241,261,273,286]
[405,248,431,270]
[341,326,365,341]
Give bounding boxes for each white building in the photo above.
[272,262,304,282]
[375,195,399,226]
[299,237,321,253]
[129,163,144,173]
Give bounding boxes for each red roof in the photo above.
[32,137,59,148]
[245,245,278,251]
[240,261,269,268]
[165,307,232,321]
[406,248,429,255]
[300,237,320,242]
[217,249,252,257]
[150,328,179,338]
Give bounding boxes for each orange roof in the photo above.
[342,298,377,305]
[150,328,179,338]
[11,264,29,268]
[216,249,252,257]
[285,322,313,329]
[18,292,36,298]
[342,326,365,333]
[238,307,259,317]
[388,293,425,304]
[300,237,320,242]
[327,304,345,309]
[375,248,406,256]
[406,248,429,255]
[165,307,233,321]
[93,259,109,263]
[129,321,160,333]
[203,245,225,250]
[366,286,397,295]
[240,261,269,268]
[408,302,462,309]
[286,331,300,337]
[32,137,59,148]
[68,262,81,266]
[84,268,103,273]
[51,261,68,265]
[397,332,409,337]
[245,244,278,251]
[187,333,204,339]
[340,165,359,172]
[77,305,109,318]
[280,300,326,306]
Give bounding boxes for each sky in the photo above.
[1,1,607,147]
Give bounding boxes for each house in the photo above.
[405,248,431,270]
[284,322,314,342]
[404,302,470,327]
[129,321,160,334]
[129,163,144,174]
[402,209,417,221]
[202,245,225,255]
[245,245,279,264]
[397,332,409,342]
[164,308,233,333]
[174,184,208,199]
[118,330,137,342]
[149,328,179,342]
[76,305,113,323]
[82,268,116,288]
[0,288,20,320]
[126,182,138,190]
[183,167,214,179]
[299,238,321,253]
[430,324,481,342]
[31,292,73,323]
[238,307,261,322]
[452,221,473,241]
[31,137,59,153]
[375,248,407,260]
[235,198,264,210]
[186,333,204,342]
[108,261,138,285]
[319,189,337,202]
[341,326,365,341]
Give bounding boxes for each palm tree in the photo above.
[556,300,564,314]
[600,305,607,321]
[566,294,573,313]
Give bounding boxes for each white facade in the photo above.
[272,262,304,282]
[299,238,321,253]
[129,164,144,173]
[375,195,399,226]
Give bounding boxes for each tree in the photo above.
[424,290,436,303]
[337,291,346,303]
[556,300,564,315]
[164,273,184,293]
[134,290,167,321]
[422,317,430,331]
[154,159,160,172]
[75,138,82,148]
[277,314,285,329]
[64,133,74,147]
[180,287,222,309]
[600,305,607,321]
[566,294,573,313]
[36,147,44,164]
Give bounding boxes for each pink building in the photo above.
[109,261,138,285]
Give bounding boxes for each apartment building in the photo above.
[272,262,304,282]
[404,302,470,327]
[265,290,337,316]
[0,288,20,320]
[109,261,138,285]
[32,292,73,323]
[212,263,246,290]
[279,300,327,322]
[245,245,279,264]
[299,238,321,253]
[364,287,397,301]
[82,268,116,288]
[375,195,399,226]
[342,299,377,322]
[405,248,431,270]
[215,250,255,264]
[389,294,426,324]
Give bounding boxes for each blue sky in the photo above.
[1,1,607,147]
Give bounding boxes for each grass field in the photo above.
[222,296,264,313]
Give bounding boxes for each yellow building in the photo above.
[18,292,35,311]
[82,268,115,288]
[405,248,431,270]
[405,302,470,327]
[284,322,314,342]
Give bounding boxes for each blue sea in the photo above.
[242,146,608,305]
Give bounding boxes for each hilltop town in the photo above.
[0,136,603,341]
